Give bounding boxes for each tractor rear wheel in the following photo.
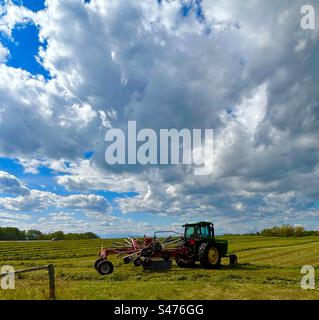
[97,260,114,275]
[199,243,221,269]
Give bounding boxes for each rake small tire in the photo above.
[134,257,143,267]
[97,260,114,275]
[123,257,131,264]
[94,259,103,271]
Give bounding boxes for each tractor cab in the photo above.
[183,222,215,239]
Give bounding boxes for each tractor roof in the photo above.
[183,221,213,227]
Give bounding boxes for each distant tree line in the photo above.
[0,227,99,241]
[257,225,319,237]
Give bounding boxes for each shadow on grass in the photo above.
[172,263,270,271]
[143,262,267,272]
[220,263,268,271]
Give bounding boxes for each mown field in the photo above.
[0,236,319,300]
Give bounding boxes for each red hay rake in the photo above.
[94,232,184,274]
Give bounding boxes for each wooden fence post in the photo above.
[48,264,56,300]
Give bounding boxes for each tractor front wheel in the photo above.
[97,260,114,275]
[199,243,221,269]
[230,254,238,266]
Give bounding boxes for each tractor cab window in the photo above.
[185,226,200,238]
[201,225,211,237]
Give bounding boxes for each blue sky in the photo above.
[1,0,48,77]
[3,22,49,77]
[0,0,318,236]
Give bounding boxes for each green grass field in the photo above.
[1,236,319,300]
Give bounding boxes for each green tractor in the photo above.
[175,221,238,268]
